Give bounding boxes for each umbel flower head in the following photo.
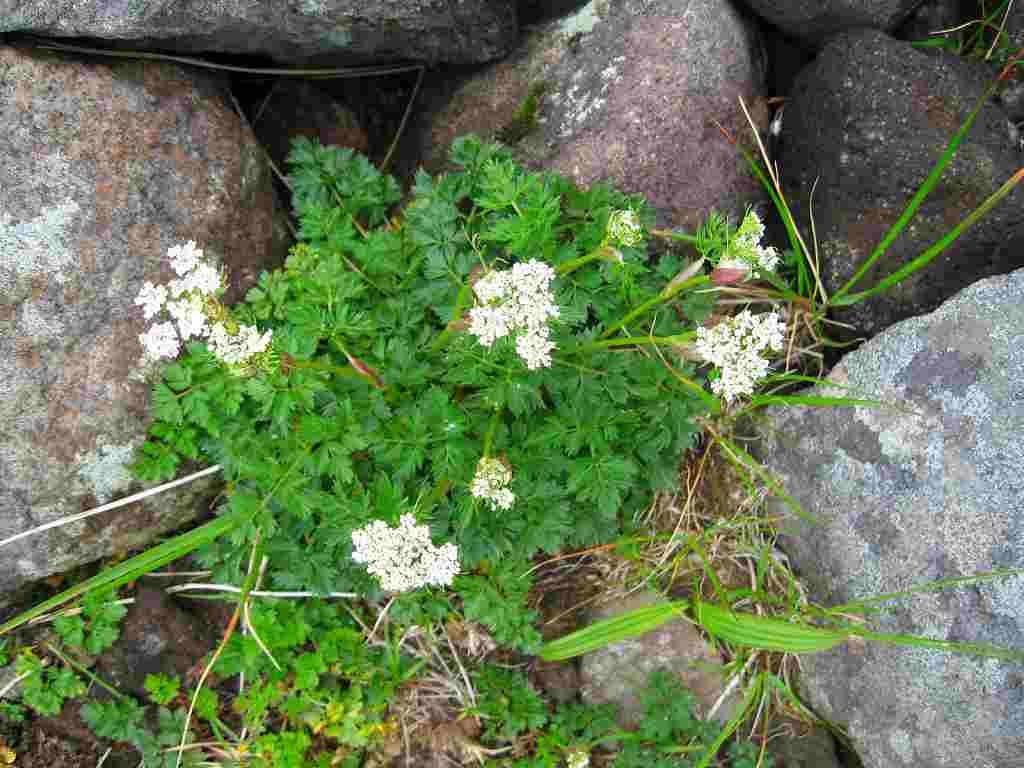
[351,514,460,592]
[606,209,644,248]
[471,457,515,511]
[566,751,591,768]
[695,309,786,403]
[714,209,781,282]
[468,259,559,370]
[135,241,273,372]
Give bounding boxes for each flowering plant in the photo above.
[129,136,792,648]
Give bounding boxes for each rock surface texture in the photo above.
[579,591,741,728]
[779,30,1024,336]
[742,0,921,47]
[0,47,280,604]
[0,0,518,65]
[420,0,768,231]
[757,268,1024,768]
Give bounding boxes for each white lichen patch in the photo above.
[76,441,138,503]
[556,0,607,40]
[18,298,64,342]
[0,197,81,292]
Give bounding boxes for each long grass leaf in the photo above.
[830,166,1024,306]
[713,435,816,525]
[830,80,999,303]
[747,394,883,409]
[828,568,1024,613]
[695,602,849,653]
[538,601,689,661]
[0,515,238,635]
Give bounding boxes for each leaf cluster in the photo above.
[133,134,709,654]
[14,649,86,716]
[53,589,128,655]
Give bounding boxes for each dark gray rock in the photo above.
[895,0,963,44]
[96,584,214,699]
[419,0,768,231]
[0,0,518,65]
[768,716,842,768]
[757,268,1024,768]
[779,29,1024,335]
[742,0,921,47]
[252,80,368,173]
[0,47,280,604]
[579,591,741,728]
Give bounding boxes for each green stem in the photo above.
[45,643,129,702]
[482,409,502,457]
[649,228,700,245]
[573,332,696,354]
[557,245,617,276]
[600,275,711,338]
[430,282,475,353]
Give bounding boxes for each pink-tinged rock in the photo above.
[0,47,282,604]
[419,0,769,231]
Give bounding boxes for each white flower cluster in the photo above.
[468,259,560,370]
[134,241,272,368]
[566,751,590,768]
[607,209,644,248]
[471,457,515,511]
[719,209,781,276]
[351,514,460,592]
[695,310,786,403]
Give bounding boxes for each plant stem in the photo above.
[45,643,129,702]
[573,332,696,354]
[557,245,617,275]
[649,228,700,245]
[600,275,711,338]
[430,282,474,353]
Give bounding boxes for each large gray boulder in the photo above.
[757,268,1024,768]
[779,29,1024,336]
[419,0,768,231]
[0,47,282,605]
[0,0,518,65]
[741,0,921,47]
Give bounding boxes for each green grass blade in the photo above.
[746,394,883,409]
[713,434,816,525]
[695,602,849,653]
[845,626,1024,662]
[0,515,239,636]
[830,166,1024,306]
[538,600,689,661]
[829,79,999,304]
[695,671,763,768]
[827,568,1024,614]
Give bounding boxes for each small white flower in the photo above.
[167,241,203,276]
[566,750,590,768]
[166,296,209,341]
[468,306,512,348]
[515,330,555,370]
[182,262,222,296]
[134,281,167,320]
[607,209,644,248]
[139,321,181,362]
[468,260,560,369]
[471,457,516,510]
[351,514,460,592]
[695,310,786,403]
[208,322,273,366]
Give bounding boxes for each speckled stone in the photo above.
[756,268,1024,768]
[779,30,1024,336]
[742,0,920,47]
[418,0,768,231]
[0,0,517,65]
[0,47,279,605]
